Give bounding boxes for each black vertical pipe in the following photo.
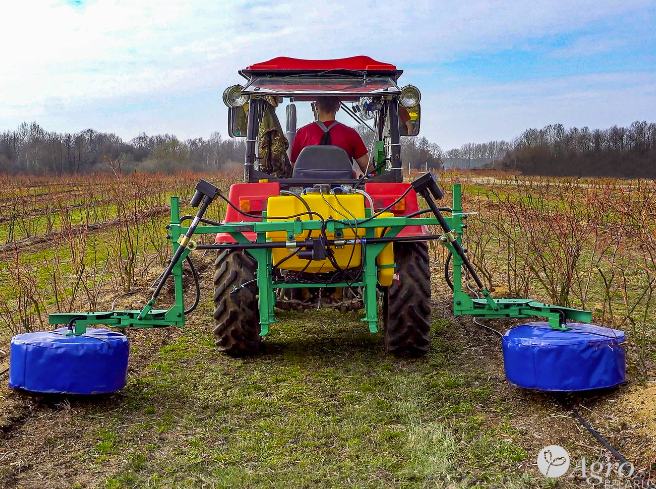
[388,97,402,183]
[244,98,258,183]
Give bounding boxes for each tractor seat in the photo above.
[292,145,354,180]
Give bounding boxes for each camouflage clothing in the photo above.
[258,100,292,178]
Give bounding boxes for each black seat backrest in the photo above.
[292,145,354,180]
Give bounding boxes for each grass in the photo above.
[1,299,559,488]
[35,308,539,489]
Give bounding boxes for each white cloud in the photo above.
[548,36,629,58]
[0,0,654,145]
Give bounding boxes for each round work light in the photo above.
[399,85,421,108]
[222,85,247,108]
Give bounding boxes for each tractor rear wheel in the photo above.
[384,242,431,357]
[213,250,261,357]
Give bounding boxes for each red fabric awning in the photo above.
[245,56,397,72]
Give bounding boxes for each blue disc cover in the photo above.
[9,328,129,394]
[502,322,625,391]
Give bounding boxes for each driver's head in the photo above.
[315,96,340,117]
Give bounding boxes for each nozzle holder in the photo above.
[297,238,328,261]
[411,172,443,200]
[191,179,220,207]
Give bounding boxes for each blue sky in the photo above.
[1,0,655,150]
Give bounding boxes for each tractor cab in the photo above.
[222,56,422,186]
[219,56,426,247]
[208,57,431,354]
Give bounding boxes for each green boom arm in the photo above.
[49,176,591,336]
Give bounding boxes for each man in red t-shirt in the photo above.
[290,96,370,174]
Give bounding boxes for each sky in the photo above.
[1,0,655,150]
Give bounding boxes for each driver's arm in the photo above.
[355,153,370,174]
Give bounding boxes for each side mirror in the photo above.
[228,104,248,138]
[399,104,421,136]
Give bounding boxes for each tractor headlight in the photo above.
[399,85,421,108]
[222,85,247,108]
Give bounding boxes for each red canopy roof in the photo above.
[244,56,397,72]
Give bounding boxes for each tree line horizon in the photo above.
[1,121,654,178]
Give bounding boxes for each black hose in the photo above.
[151,196,212,302]
[272,191,318,270]
[356,186,413,224]
[0,367,9,377]
[218,186,409,226]
[183,256,200,315]
[326,192,359,274]
[272,247,302,271]
[419,189,485,290]
[219,192,324,222]
[280,190,316,240]
[179,215,224,226]
[569,406,655,488]
[445,251,454,291]
[66,315,87,334]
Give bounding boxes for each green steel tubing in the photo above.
[49,183,592,336]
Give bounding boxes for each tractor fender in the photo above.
[363,182,428,237]
[215,182,280,243]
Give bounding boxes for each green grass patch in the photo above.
[56,307,548,488]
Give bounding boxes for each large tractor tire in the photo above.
[213,250,261,357]
[384,242,431,357]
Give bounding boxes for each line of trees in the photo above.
[445,140,511,161]
[441,121,656,178]
[0,122,247,174]
[5,121,653,178]
[401,137,444,170]
[497,122,656,177]
[2,122,447,175]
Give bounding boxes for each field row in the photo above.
[0,171,238,246]
[1,171,655,369]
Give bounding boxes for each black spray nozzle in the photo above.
[191,179,220,207]
[297,238,328,261]
[411,172,443,200]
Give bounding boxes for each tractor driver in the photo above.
[290,96,370,174]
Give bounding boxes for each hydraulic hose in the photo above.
[417,187,485,290]
[183,256,200,315]
[151,195,211,301]
[445,251,454,291]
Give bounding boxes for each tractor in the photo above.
[45,57,593,371]
[214,56,433,357]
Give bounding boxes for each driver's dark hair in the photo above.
[316,96,340,114]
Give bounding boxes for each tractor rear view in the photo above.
[214,56,430,357]
[14,56,623,397]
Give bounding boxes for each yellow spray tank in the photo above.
[266,192,394,284]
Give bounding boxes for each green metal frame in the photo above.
[445,184,591,329]
[50,184,591,336]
